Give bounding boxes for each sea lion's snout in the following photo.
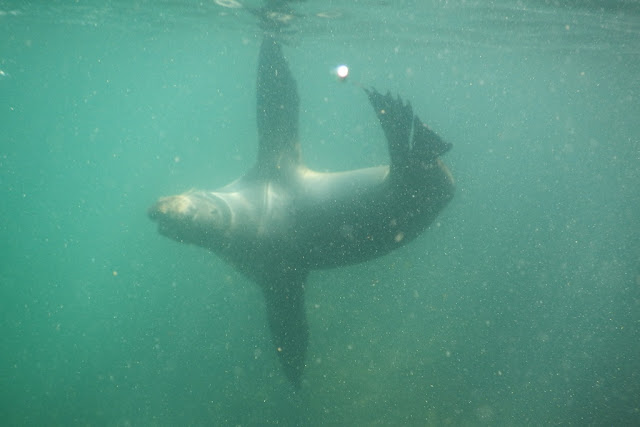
[147,194,198,242]
[149,191,230,247]
[148,194,195,221]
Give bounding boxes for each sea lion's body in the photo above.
[149,37,455,388]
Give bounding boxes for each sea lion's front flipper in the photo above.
[255,36,301,175]
[260,268,309,389]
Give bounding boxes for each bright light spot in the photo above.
[336,64,349,80]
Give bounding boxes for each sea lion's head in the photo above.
[148,190,231,248]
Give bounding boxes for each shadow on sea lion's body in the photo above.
[148,29,455,388]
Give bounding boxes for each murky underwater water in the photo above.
[1,0,639,425]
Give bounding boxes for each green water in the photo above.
[1,0,639,425]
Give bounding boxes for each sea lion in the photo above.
[148,36,455,388]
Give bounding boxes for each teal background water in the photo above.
[1,0,639,425]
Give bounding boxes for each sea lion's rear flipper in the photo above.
[365,88,452,173]
[411,115,452,161]
[254,36,301,176]
[365,88,413,172]
[260,268,309,389]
